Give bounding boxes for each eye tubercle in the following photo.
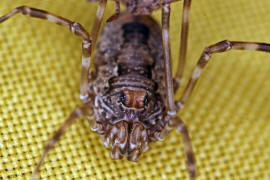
[121,89,147,109]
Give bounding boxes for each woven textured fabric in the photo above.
[1,0,270,179]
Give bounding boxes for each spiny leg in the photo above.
[176,40,270,110]
[30,103,92,180]
[90,0,107,52]
[162,1,176,113]
[174,0,192,92]
[0,6,92,103]
[170,116,195,180]
[106,0,120,22]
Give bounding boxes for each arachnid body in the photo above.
[90,14,168,161]
[1,1,270,180]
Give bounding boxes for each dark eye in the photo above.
[120,92,126,105]
[143,95,148,106]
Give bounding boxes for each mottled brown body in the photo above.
[89,13,168,161]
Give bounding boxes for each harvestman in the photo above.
[1,2,270,180]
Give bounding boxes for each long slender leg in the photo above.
[90,0,107,52]
[174,0,192,92]
[0,6,92,103]
[170,116,195,180]
[162,4,194,178]
[30,103,92,180]
[176,40,270,110]
[162,1,176,113]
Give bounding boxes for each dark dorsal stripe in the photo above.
[122,22,150,44]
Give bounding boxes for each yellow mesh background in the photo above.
[1,0,270,179]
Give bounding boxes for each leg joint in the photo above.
[70,22,90,40]
[16,6,30,15]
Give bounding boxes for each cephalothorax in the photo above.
[1,2,270,180]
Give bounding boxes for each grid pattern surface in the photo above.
[1,0,270,179]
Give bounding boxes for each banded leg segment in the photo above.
[171,116,195,180]
[0,6,90,39]
[176,40,270,110]
[31,104,92,180]
[174,0,192,91]
[162,1,176,113]
[0,6,92,102]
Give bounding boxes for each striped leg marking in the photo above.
[30,104,92,180]
[0,6,93,103]
[176,40,270,110]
